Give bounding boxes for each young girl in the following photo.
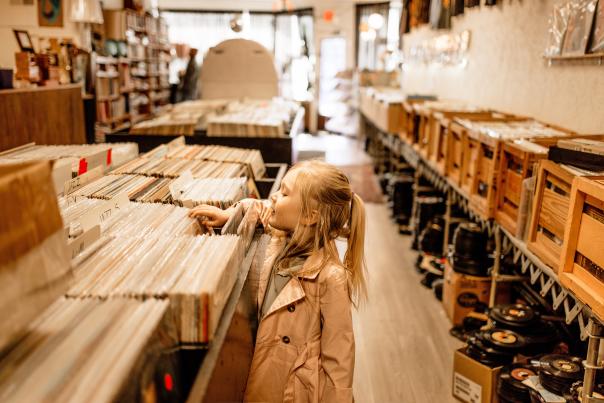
[189,160,367,403]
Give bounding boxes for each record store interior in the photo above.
[2,0,604,402]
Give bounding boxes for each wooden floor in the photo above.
[298,133,463,402]
[352,204,463,402]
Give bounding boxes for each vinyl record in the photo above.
[528,388,546,403]
[540,354,583,379]
[481,328,527,351]
[538,354,584,396]
[497,363,537,403]
[489,304,539,329]
[466,336,515,367]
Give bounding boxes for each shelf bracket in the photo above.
[540,276,556,297]
[552,287,568,311]
[529,264,541,284]
[564,297,584,325]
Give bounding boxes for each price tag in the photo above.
[63,166,103,195]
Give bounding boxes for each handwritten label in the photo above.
[78,192,129,232]
[68,225,101,259]
[63,165,103,195]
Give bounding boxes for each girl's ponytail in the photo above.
[344,192,367,307]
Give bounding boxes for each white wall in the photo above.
[401,0,604,134]
[0,0,81,69]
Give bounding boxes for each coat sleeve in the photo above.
[229,198,273,230]
[319,266,355,402]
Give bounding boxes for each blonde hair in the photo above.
[276,160,367,306]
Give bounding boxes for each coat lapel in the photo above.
[256,235,286,312]
[259,245,333,319]
[263,277,307,318]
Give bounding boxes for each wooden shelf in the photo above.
[131,114,151,124]
[96,56,118,64]
[96,72,119,79]
[100,114,131,125]
[97,94,121,102]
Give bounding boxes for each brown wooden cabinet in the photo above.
[0,84,86,151]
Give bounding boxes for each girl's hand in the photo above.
[188,205,231,230]
[256,201,273,230]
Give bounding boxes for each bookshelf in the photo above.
[96,9,171,134]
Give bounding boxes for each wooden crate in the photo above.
[495,140,549,234]
[526,161,603,271]
[375,99,404,134]
[446,120,469,187]
[445,116,513,186]
[430,111,494,174]
[467,132,502,218]
[401,100,424,145]
[359,87,404,134]
[460,119,568,219]
[560,177,604,321]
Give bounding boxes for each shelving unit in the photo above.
[362,111,604,400]
[96,10,172,135]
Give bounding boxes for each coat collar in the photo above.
[257,237,331,319]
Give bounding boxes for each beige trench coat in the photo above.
[244,233,355,403]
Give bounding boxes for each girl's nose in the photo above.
[270,193,278,203]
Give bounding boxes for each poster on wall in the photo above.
[38,0,63,27]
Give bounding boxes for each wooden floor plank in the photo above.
[352,203,463,403]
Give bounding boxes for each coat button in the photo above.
[282,336,290,344]
[287,305,295,312]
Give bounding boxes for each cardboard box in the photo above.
[443,263,492,326]
[453,348,501,403]
[0,161,72,352]
[443,263,511,326]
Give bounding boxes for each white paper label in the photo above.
[78,192,129,232]
[84,149,108,172]
[453,372,482,403]
[68,225,101,259]
[169,169,193,200]
[64,165,103,195]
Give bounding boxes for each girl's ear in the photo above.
[300,209,319,226]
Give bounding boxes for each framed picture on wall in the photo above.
[38,0,63,28]
[13,30,35,53]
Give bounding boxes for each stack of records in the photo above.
[466,328,528,367]
[59,198,201,238]
[489,304,560,354]
[0,143,138,170]
[175,177,248,208]
[145,145,265,179]
[0,298,172,403]
[113,157,246,179]
[67,234,243,343]
[537,354,584,396]
[497,363,538,403]
[456,119,571,140]
[69,174,175,203]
